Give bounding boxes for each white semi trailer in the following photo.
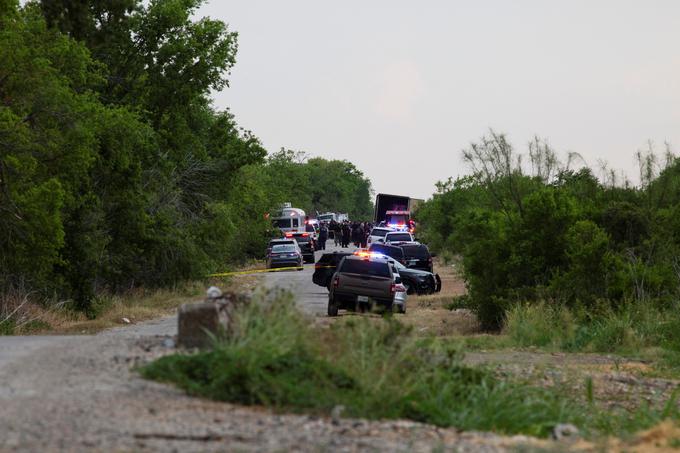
[317,212,349,223]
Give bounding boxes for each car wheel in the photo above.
[393,304,406,314]
[327,296,339,317]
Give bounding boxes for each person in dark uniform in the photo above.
[341,222,351,248]
[360,223,368,248]
[330,219,340,246]
[318,222,328,250]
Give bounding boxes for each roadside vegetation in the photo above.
[142,291,680,439]
[0,0,372,330]
[416,132,680,371]
[502,302,680,374]
[0,281,207,335]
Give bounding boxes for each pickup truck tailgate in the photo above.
[338,273,392,298]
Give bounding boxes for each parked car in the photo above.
[383,231,415,245]
[313,251,354,290]
[367,243,406,265]
[388,258,440,295]
[286,232,315,263]
[392,281,408,313]
[367,227,392,245]
[266,238,296,256]
[400,243,434,273]
[327,255,398,316]
[305,221,319,248]
[266,244,303,269]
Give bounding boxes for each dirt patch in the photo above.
[598,421,680,452]
[398,259,477,336]
[435,261,467,298]
[402,304,478,336]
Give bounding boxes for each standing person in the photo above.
[332,220,341,246]
[318,222,328,250]
[341,222,351,248]
[352,222,361,248]
[360,223,369,248]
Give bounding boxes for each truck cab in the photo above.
[385,210,415,232]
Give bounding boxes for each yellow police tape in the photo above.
[208,265,336,278]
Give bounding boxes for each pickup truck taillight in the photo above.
[333,276,340,288]
[390,283,396,295]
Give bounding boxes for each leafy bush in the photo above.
[418,131,680,330]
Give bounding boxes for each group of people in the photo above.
[314,220,373,250]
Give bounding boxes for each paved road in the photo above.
[264,242,358,315]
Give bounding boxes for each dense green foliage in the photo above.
[143,291,680,437]
[417,131,680,329]
[0,1,371,316]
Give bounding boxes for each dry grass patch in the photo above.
[1,270,262,335]
[57,283,205,334]
[15,282,206,335]
[399,258,474,336]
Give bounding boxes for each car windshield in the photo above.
[270,239,294,246]
[319,253,349,264]
[272,219,291,229]
[340,259,391,278]
[368,244,404,261]
[370,228,389,237]
[386,233,412,242]
[272,244,296,253]
[402,245,429,259]
[293,235,311,243]
[389,260,407,271]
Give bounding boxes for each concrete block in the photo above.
[177,290,252,349]
[177,302,228,349]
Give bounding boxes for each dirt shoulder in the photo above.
[0,323,550,452]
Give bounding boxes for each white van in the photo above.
[271,203,306,234]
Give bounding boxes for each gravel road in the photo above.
[0,243,545,452]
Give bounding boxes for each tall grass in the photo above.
[505,301,680,369]
[141,290,680,438]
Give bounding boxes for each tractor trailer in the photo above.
[373,194,424,229]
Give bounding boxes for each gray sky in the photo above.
[197,1,680,199]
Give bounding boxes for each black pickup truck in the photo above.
[312,251,353,289]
